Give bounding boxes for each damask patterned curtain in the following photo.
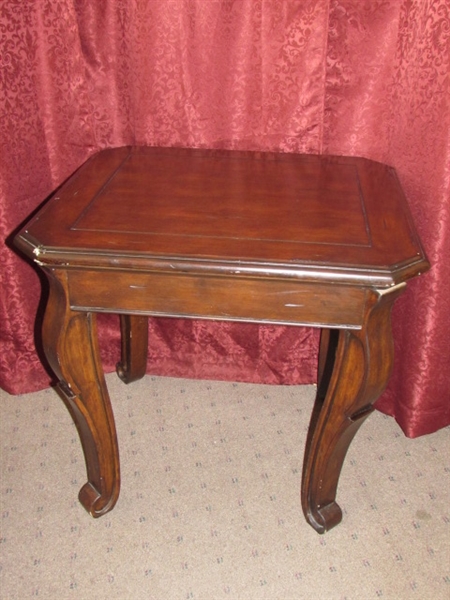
[1,1,449,437]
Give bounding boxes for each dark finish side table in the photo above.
[15,147,429,533]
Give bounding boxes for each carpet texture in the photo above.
[1,374,449,599]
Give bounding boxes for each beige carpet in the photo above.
[1,373,449,600]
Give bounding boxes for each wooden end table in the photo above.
[15,147,429,533]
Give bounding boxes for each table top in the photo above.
[16,146,429,287]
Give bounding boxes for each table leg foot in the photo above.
[301,285,406,533]
[116,315,149,384]
[43,270,120,517]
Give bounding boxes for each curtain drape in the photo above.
[1,0,449,437]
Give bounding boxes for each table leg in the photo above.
[301,284,406,533]
[42,270,120,517]
[116,315,149,383]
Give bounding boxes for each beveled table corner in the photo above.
[14,146,429,533]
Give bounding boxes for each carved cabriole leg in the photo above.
[301,284,406,534]
[42,269,120,517]
[116,315,149,384]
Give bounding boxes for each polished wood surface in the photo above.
[21,146,425,286]
[15,146,429,532]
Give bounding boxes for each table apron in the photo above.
[65,269,368,329]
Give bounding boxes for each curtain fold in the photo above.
[1,0,448,437]
[323,0,450,437]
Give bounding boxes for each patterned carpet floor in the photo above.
[1,373,449,599]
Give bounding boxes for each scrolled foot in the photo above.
[305,501,343,534]
[78,481,118,518]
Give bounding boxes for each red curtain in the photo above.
[1,1,449,437]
